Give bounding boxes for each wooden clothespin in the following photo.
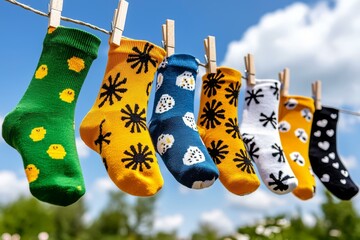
[312,80,322,110]
[162,19,175,57]
[279,68,290,97]
[48,0,63,28]
[204,36,217,73]
[244,53,255,85]
[111,0,129,46]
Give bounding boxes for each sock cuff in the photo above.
[203,67,242,83]
[317,106,339,118]
[43,26,101,59]
[280,95,315,111]
[252,78,279,86]
[165,54,199,72]
[108,38,166,62]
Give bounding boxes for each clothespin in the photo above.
[204,36,217,73]
[110,0,129,46]
[48,0,63,28]
[279,68,290,97]
[312,80,322,110]
[244,53,255,86]
[162,19,175,57]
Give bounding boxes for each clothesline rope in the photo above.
[322,105,360,117]
[5,0,110,34]
[4,0,212,68]
[5,0,360,113]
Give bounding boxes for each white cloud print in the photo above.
[222,0,360,107]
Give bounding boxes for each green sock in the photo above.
[2,27,100,206]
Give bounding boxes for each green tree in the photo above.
[51,199,87,240]
[88,191,130,240]
[191,224,220,240]
[88,191,158,240]
[0,197,54,239]
[320,191,360,240]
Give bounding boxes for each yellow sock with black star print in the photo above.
[279,96,316,200]
[1,27,100,206]
[197,67,260,195]
[80,38,165,196]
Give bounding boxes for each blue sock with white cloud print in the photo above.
[149,54,219,189]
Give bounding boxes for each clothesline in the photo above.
[5,0,360,114]
[323,106,360,117]
[5,0,110,34]
[5,0,209,67]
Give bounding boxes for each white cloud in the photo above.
[226,189,286,211]
[338,112,360,132]
[340,155,357,170]
[222,0,360,108]
[154,214,184,233]
[0,171,29,203]
[76,137,90,158]
[92,177,117,193]
[200,209,235,235]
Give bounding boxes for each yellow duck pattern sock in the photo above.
[1,27,100,206]
[279,96,316,200]
[80,38,165,196]
[197,67,260,195]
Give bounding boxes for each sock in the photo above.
[80,38,165,196]
[279,96,316,200]
[197,67,260,195]
[149,54,219,189]
[240,79,298,194]
[309,106,359,200]
[1,27,100,206]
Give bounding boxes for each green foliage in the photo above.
[0,197,54,239]
[1,190,360,239]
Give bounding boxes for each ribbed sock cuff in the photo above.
[43,26,101,59]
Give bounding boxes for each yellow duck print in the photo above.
[59,88,75,103]
[25,164,40,183]
[47,144,67,159]
[29,127,47,141]
[67,56,85,73]
[47,26,56,34]
[35,64,48,79]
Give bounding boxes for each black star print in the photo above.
[199,99,226,129]
[259,111,277,129]
[121,143,153,172]
[203,69,225,97]
[225,82,240,107]
[127,42,157,74]
[207,140,229,164]
[98,72,127,108]
[94,119,112,154]
[268,170,294,192]
[270,82,280,100]
[241,133,255,146]
[234,149,256,174]
[271,143,285,163]
[121,104,147,133]
[247,141,260,160]
[245,89,264,106]
[225,117,240,139]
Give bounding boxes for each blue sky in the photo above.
[1,0,360,237]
